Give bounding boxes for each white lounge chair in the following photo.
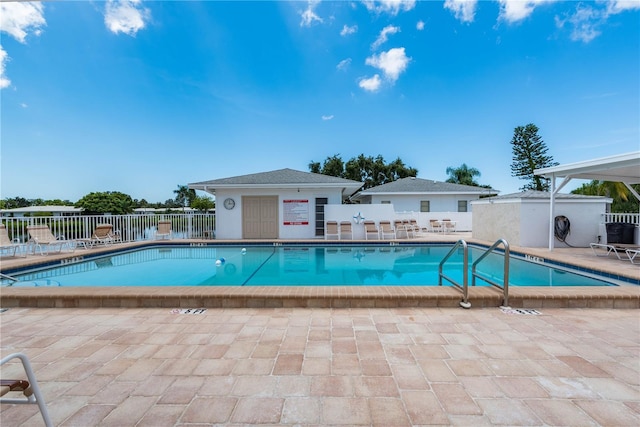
[379,220,396,240]
[26,225,75,255]
[325,221,339,240]
[363,220,379,240]
[590,242,640,261]
[156,221,172,240]
[339,221,353,240]
[0,224,26,257]
[1,353,53,427]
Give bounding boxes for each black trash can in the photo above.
[606,222,624,244]
[621,223,636,244]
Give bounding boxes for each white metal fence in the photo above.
[604,213,640,225]
[1,214,216,243]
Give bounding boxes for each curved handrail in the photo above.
[472,238,510,307]
[438,239,470,308]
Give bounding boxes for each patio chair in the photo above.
[0,224,26,257]
[156,221,172,240]
[1,352,53,427]
[429,219,443,233]
[76,224,116,249]
[379,220,396,240]
[591,242,640,261]
[363,220,379,240]
[339,221,353,240]
[26,225,75,255]
[325,221,339,240]
[394,220,410,239]
[441,219,456,234]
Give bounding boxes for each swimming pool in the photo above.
[2,244,620,287]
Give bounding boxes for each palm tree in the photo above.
[445,164,481,186]
[173,185,196,207]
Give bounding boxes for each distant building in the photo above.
[0,205,83,218]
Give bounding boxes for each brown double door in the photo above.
[242,196,278,239]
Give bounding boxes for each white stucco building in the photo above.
[189,169,362,239]
[471,191,612,248]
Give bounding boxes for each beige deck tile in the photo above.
[59,404,115,427]
[493,377,550,398]
[432,383,483,415]
[391,364,430,390]
[302,358,331,375]
[331,353,361,375]
[310,376,353,397]
[524,399,601,426]
[229,397,284,424]
[181,396,237,424]
[273,353,303,375]
[136,405,184,427]
[321,397,371,425]
[368,397,412,426]
[575,400,640,426]
[401,390,450,425]
[477,398,543,426]
[232,376,278,397]
[156,377,204,404]
[280,397,321,424]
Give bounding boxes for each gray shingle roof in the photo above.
[359,177,496,194]
[189,168,362,188]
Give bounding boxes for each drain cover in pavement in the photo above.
[170,308,207,314]
[501,308,541,315]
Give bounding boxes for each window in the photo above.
[420,200,430,212]
[457,200,468,212]
[381,201,391,204]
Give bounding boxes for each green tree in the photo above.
[510,123,558,191]
[309,154,417,190]
[174,185,196,207]
[191,195,215,212]
[75,191,134,215]
[572,180,639,213]
[445,163,481,186]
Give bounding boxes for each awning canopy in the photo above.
[534,152,640,185]
[533,151,640,250]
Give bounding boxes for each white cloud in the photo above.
[340,24,358,36]
[20,102,28,108]
[416,20,425,31]
[362,0,416,15]
[105,0,151,36]
[300,0,323,27]
[358,74,382,92]
[0,1,46,43]
[555,4,601,43]
[365,47,410,82]
[607,0,640,14]
[371,25,400,50]
[336,58,352,70]
[497,0,556,24]
[554,0,638,44]
[0,46,10,89]
[321,115,334,121]
[444,0,478,23]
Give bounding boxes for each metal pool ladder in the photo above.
[438,240,470,309]
[439,239,511,309]
[472,238,510,308]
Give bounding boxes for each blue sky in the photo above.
[1,0,638,204]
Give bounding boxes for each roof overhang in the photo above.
[534,151,640,184]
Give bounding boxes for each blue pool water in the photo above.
[3,244,620,287]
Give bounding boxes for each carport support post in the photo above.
[548,174,556,251]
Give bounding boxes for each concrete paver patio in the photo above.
[1,306,638,426]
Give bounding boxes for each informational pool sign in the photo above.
[283,199,309,225]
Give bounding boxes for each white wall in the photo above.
[472,198,608,248]
[369,194,478,213]
[215,188,344,239]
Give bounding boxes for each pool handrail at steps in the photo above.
[472,238,510,308]
[438,239,470,308]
